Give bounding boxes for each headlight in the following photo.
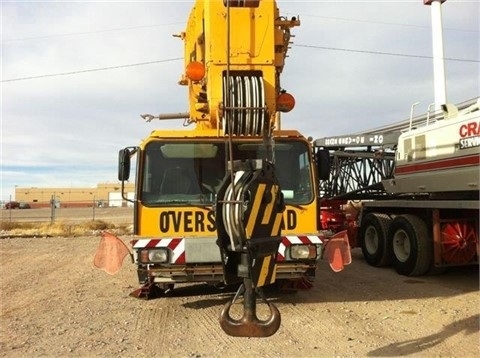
[289,245,317,260]
[139,248,169,263]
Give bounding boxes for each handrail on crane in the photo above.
[408,102,420,131]
[355,97,477,135]
[315,97,479,150]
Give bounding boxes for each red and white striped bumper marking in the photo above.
[132,235,324,264]
[132,238,185,263]
[277,235,324,261]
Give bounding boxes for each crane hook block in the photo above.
[219,278,281,338]
[216,159,285,337]
[215,159,285,286]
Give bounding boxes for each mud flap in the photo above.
[323,230,352,272]
[93,231,132,275]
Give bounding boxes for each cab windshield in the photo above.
[140,140,313,206]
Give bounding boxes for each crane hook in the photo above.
[219,277,281,337]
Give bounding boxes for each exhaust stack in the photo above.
[424,0,447,111]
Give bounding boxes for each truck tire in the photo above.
[387,214,432,276]
[360,213,392,267]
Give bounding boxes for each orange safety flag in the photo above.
[93,231,131,275]
[324,230,352,272]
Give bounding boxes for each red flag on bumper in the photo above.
[324,230,352,272]
[93,231,131,275]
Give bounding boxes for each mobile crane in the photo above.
[315,0,479,276]
[316,97,479,276]
[95,0,350,337]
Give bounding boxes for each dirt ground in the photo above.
[1,232,478,357]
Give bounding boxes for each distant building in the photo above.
[15,183,135,208]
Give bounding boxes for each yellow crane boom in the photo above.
[178,0,299,132]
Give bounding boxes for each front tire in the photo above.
[388,214,432,276]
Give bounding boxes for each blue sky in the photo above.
[1,0,479,201]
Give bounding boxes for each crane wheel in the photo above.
[360,213,392,267]
[387,214,432,276]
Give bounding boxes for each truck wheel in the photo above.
[388,215,432,276]
[360,213,392,267]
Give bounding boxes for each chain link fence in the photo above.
[1,197,132,225]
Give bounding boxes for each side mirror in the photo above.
[316,148,330,181]
[118,148,131,181]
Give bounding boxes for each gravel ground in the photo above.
[1,234,478,358]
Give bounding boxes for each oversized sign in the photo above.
[158,209,298,233]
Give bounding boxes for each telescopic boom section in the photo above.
[179,0,300,134]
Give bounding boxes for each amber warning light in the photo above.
[276,92,295,112]
[186,61,205,81]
